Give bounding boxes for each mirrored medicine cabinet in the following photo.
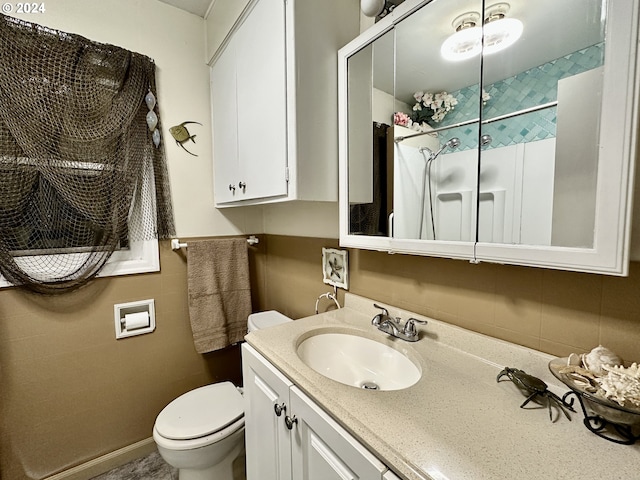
[338,0,640,275]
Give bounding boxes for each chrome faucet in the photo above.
[371,304,427,342]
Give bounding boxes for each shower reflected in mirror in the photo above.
[418,137,461,239]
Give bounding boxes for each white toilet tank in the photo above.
[247,310,292,333]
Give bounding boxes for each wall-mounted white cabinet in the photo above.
[242,344,393,480]
[210,0,360,207]
[339,0,640,275]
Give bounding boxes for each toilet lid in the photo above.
[155,382,244,440]
[248,310,292,331]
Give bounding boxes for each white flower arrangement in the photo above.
[412,91,458,123]
[393,89,491,133]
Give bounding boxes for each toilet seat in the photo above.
[153,382,244,450]
[153,415,245,451]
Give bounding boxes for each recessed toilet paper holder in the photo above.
[114,299,156,339]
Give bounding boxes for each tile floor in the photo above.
[90,451,177,480]
[91,449,246,480]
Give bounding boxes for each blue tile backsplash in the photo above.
[432,43,604,150]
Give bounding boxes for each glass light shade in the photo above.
[361,0,385,17]
[441,17,523,61]
[483,18,523,55]
[440,26,482,61]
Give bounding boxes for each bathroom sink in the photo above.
[296,332,421,391]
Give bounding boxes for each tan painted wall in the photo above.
[262,235,640,365]
[0,239,268,479]
[2,234,640,478]
[2,1,640,478]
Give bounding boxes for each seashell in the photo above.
[567,352,582,366]
[567,372,599,393]
[559,365,596,379]
[145,91,156,110]
[146,110,158,131]
[596,363,640,408]
[581,345,623,377]
[152,128,161,148]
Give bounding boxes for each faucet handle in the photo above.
[403,317,428,337]
[373,303,389,316]
[372,303,390,325]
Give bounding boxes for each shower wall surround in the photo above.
[441,44,603,150]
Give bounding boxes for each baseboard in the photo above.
[43,437,157,480]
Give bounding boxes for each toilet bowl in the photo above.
[153,311,292,480]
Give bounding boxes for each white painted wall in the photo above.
[11,0,261,238]
[204,0,251,63]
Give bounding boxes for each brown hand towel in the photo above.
[187,238,252,353]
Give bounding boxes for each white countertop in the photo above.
[245,293,640,480]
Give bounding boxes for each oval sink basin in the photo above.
[297,332,421,391]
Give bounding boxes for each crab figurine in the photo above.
[497,367,575,422]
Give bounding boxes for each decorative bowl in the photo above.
[548,357,640,427]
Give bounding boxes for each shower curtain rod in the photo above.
[395,100,558,142]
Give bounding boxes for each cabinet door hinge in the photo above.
[285,167,290,183]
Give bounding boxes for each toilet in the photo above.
[153,310,292,480]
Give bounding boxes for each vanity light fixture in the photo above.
[441,3,523,61]
[483,3,523,55]
[360,0,405,20]
[361,0,386,17]
[440,12,483,62]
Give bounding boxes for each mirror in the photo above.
[393,0,482,242]
[339,0,639,274]
[478,0,605,248]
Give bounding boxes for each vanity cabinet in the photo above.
[210,0,359,207]
[338,0,640,275]
[242,344,391,480]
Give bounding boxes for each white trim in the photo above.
[474,0,640,276]
[99,238,160,277]
[0,238,159,288]
[0,151,162,288]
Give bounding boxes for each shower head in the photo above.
[429,137,460,160]
[419,137,460,161]
[446,137,461,149]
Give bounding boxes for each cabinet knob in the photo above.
[238,181,247,192]
[284,415,298,430]
[274,403,286,417]
[228,184,236,192]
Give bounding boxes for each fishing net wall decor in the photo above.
[0,14,175,294]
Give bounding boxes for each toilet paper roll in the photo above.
[122,311,149,330]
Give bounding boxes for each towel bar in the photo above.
[171,236,259,251]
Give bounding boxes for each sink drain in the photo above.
[360,381,380,391]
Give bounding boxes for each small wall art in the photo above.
[322,247,348,290]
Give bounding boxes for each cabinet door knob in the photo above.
[274,403,286,417]
[238,181,247,191]
[229,184,236,192]
[284,415,298,430]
